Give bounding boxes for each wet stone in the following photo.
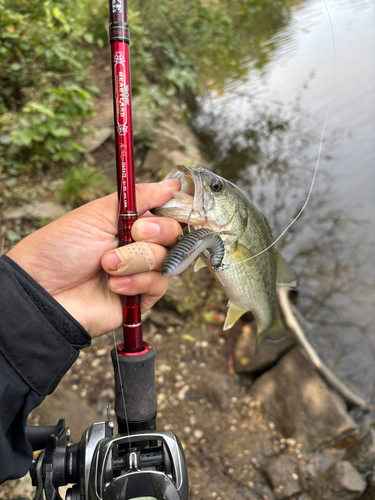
[196,370,241,410]
[263,454,303,499]
[234,323,296,375]
[357,473,375,500]
[344,427,375,473]
[310,460,366,500]
[303,449,346,482]
[251,347,357,451]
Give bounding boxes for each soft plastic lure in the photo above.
[162,228,235,278]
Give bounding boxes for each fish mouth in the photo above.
[152,165,208,226]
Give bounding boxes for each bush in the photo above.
[59,166,115,208]
[0,0,98,175]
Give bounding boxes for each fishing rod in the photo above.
[108,0,156,434]
[27,2,189,499]
[110,0,142,355]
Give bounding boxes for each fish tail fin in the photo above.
[255,315,285,355]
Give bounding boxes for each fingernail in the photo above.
[106,252,121,271]
[160,178,180,188]
[135,221,160,239]
[111,276,131,292]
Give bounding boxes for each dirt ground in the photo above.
[25,310,297,500]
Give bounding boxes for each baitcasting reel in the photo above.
[29,417,188,500]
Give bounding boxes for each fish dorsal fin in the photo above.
[194,256,208,272]
[223,301,248,330]
[275,251,297,287]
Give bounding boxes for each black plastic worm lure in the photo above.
[162,228,234,278]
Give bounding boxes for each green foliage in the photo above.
[59,166,115,208]
[0,0,292,180]
[132,85,171,150]
[0,0,98,175]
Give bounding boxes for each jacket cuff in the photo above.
[0,255,91,396]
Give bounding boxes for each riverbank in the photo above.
[1,52,375,498]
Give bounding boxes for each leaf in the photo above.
[5,229,21,243]
[51,127,71,138]
[27,103,55,118]
[52,7,61,19]
[10,63,21,71]
[83,33,94,44]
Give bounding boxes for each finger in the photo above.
[136,179,181,215]
[131,217,182,248]
[107,271,169,303]
[141,293,166,314]
[102,242,168,276]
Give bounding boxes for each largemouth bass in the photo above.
[152,165,297,350]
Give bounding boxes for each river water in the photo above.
[191,0,375,401]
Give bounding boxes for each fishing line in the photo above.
[233,0,336,268]
[106,189,132,442]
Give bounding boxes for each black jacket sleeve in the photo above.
[0,255,91,482]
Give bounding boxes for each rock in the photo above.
[149,310,184,327]
[310,461,366,500]
[234,323,296,375]
[142,119,204,178]
[98,388,115,401]
[34,385,103,443]
[132,94,157,144]
[197,370,241,410]
[193,429,204,440]
[165,275,189,310]
[166,149,198,169]
[282,288,375,406]
[177,384,190,401]
[303,449,346,481]
[357,473,375,500]
[263,454,304,498]
[344,427,375,473]
[96,348,107,357]
[3,201,67,220]
[251,347,357,451]
[81,126,113,152]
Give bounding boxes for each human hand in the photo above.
[7,180,182,338]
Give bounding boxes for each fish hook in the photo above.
[187,208,194,233]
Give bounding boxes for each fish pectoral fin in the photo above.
[255,315,285,354]
[275,251,297,287]
[233,244,256,267]
[194,256,208,272]
[223,301,248,330]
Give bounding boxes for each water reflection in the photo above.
[191,0,375,399]
[290,290,375,404]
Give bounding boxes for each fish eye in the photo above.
[210,178,223,192]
